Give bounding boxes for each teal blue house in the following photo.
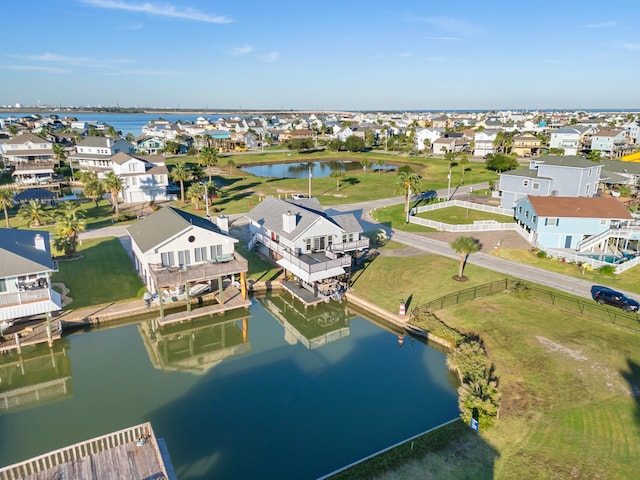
[515,196,634,249]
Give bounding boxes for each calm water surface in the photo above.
[0,296,459,479]
[241,161,396,179]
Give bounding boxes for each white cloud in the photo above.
[620,42,640,50]
[7,53,134,69]
[81,0,233,24]
[399,52,413,58]
[258,52,280,63]
[230,45,253,56]
[406,15,484,36]
[582,20,616,28]
[0,64,69,74]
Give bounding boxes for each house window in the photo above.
[161,251,174,267]
[178,249,191,266]
[532,182,540,190]
[585,184,590,195]
[128,163,135,172]
[328,235,333,248]
[194,246,207,262]
[342,234,347,243]
[518,206,522,214]
[523,179,529,187]
[210,244,223,259]
[588,168,592,177]
[0,278,6,293]
[313,236,326,251]
[532,215,537,223]
[525,211,529,219]
[546,218,558,226]
[600,219,607,226]
[305,238,311,251]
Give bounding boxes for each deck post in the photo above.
[14,333,21,354]
[240,271,247,300]
[46,312,53,347]
[218,276,224,304]
[158,292,165,320]
[185,282,192,312]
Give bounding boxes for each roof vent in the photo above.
[34,233,46,251]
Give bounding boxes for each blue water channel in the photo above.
[241,160,397,179]
[0,295,459,479]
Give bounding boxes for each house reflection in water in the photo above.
[257,294,355,350]
[0,340,72,413]
[138,312,251,376]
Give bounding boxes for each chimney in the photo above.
[216,214,229,234]
[34,233,46,251]
[283,211,297,233]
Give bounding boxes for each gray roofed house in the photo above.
[0,229,62,323]
[245,197,369,297]
[127,207,249,316]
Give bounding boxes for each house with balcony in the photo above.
[0,229,62,327]
[135,136,165,155]
[514,195,635,251]
[244,196,369,300]
[111,152,175,204]
[549,127,589,156]
[1,133,56,185]
[414,127,442,152]
[511,133,541,157]
[69,137,135,178]
[590,127,631,158]
[127,206,249,320]
[473,130,498,157]
[498,155,602,210]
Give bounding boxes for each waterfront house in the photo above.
[0,229,62,326]
[0,133,56,185]
[244,196,369,298]
[511,133,541,157]
[111,152,176,204]
[135,135,166,155]
[499,155,602,210]
[549,127,586,156]
[70,136,135,178]
[590,127,631,158]
[514,196,635,251]
[127,206,248,310]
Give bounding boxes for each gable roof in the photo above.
[4,133,51,145]
[525,196,633,219]
[0,229,55,277]
[535,155,599,168]
[127,206,222,253]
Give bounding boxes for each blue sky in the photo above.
[2,0,639,111]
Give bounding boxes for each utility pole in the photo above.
[308,165,312,198]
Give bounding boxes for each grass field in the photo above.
[415,205,515,224]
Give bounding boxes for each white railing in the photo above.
[413,199,513,216]
[329,238,370,253]
[577,226,640,252]
[0,288,51,307]
[409,216,517,232]
[544,248,640,274]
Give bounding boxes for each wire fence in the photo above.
[410,279,640,333]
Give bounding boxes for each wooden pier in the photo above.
[157,286,251,326]
[0,422,176,480]
[280,281,326,308]
[0,319,62,354]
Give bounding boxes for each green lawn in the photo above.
[415,206,515,224]
[52,237,144,309]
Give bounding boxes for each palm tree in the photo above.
[330,169,345,191]
[227,158,236,175]
[396,171,422,220]
[190,163,205,182]
[170,162,193,203]
[54,202,86,256]
[83,178,105,207]
[0,189,14,228]
[18,200,50,228]
[56,200,84,221]
[103,172,124,216]
[376,159,384,174]
[200,147,217,182]
[187,182,205,210]
[450,236,480,281]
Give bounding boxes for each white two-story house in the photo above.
[0,229,62,327]
[473,130,498,157]
[1,133,56,184]
[499,155,602,210]
[245,197,369,298]
[70,137,135,177]
[111,152,175,204]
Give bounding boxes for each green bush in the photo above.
[597,264,616,276]
[536,250,548,258]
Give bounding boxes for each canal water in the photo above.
[0,295,459,479]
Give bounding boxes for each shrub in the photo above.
[597,264,616,276]
[536,250,548,258]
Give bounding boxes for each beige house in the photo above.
[512,133,541,157]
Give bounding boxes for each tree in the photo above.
[450,236,480,280]
[360,158,370,171]
[0,189,14,228]
[164,141,181,155]
[187,182,205,210]
[365,129,376,147]
[83,178,104,207]
[485,153,518,173]
[103,172,124,216]
[327,138,344,151]
[53,201,86,257]
[18,200,51,228]
[190,163,205,182]
[170,162,192,204]
[330,169,345,191]
[125,132,135,142]
[396,171,422,220]
[587,150,602,162]
[376,159,385,174]
[53,143,66,163]
[200,146,217,182]
[458,153,469,182]
[8,125,18,136]
[227,158,236,175]
[345,135,365,152]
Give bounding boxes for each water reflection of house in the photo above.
[0,340,72,413]
[138,313,251,375]
[257,294,354,350]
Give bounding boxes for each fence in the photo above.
[410,279,640,333]
[409,200,516,232]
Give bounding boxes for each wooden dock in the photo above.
[0,320,62,354]
[0,422,176,480]
[280,281,326,308]
[157,286,251,326]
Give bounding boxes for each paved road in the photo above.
[80,185,628,302]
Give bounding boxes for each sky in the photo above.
[1,0,639,111]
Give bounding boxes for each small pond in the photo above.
[241,160,397,178]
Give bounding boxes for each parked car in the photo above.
[593,288,640,312]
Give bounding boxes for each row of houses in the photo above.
[0,196,369,338]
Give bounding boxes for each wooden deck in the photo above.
[280,281,325,307]
[157,287,251,326]
[0,320,62,354]
[0,422,175,480]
